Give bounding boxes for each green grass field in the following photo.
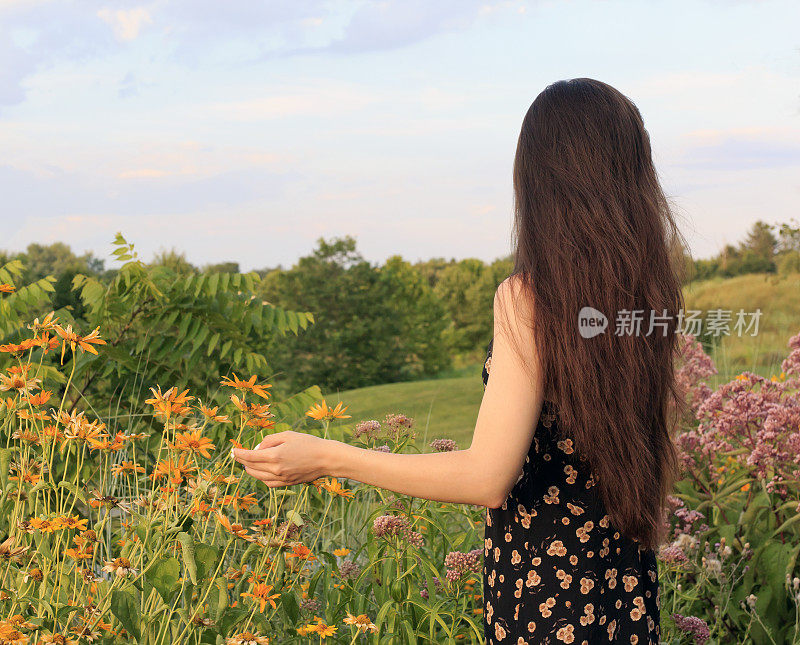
[328,365,486,449]
[326,272,800,445]
[683,271,800,378]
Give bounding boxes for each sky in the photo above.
[1,0,798,271]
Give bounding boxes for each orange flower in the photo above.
[221,374,272,400]
[190,499,213,518]
[10,460,41,485]
[150,454,197,484]
[65,546,95,560]
[333,548,350,557]
[343,613,377,633]
[16,409,48,421]
[286,544,316,561]
[246,416,275,430]
[27,311,58,334]
[26,389,53,406]
[38,633,78,644]
[54,324,106,355]
[145,385,194,420]
[58,515,89,531]
[87,433,126,452]
[306,400,351,421]
[0,370,41,394]
[199,403,230,423]
[241,582,281,612]
[102,557,137,577]
[321,478,353,499]
[308,622,337,638]
[111,461,146,477]
[30,517,57,533]
[171,429,215,458]
[217,512,253,541]
[11,429,40,445]
[0,284,15,293]
[221,493,257,512]
[225,633,270,645]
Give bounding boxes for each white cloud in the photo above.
[97,7,152,42]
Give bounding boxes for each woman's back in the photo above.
[481,337,661,644]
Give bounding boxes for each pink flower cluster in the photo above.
[385,413,416,439]
[782,332,800,377]
[353,420,382,440]
[675,331,800,484]
[672,613,710,644]
[667,495,708,537]
[676,334,718,413]
[338,560,361,580]
[372,514,424,547]
[354,413,417,441]
[443,549,482,582]
[419,576,443,599]
[658,544,688,566]
[430,438,458,452]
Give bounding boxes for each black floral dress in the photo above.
[481,338,661,644]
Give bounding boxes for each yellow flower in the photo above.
[333,548,351,557]
[309,622,337,638]
[306,400,351,421]
[58,515,89,531]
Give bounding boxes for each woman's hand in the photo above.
[232,431,334,487]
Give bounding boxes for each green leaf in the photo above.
[194,542,220,581]
[206,331,220,356]
[208,577,229,622]
[282,590,300,624]
[0,449,10,491]
[285,509,304,527]
[208,272,220,298]
[177,533,198,585]
[111,587,141,640]
[145,555,181,604]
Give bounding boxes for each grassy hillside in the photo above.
[327,272,800,444]
[683,271,800,378]
[329,366,485,448]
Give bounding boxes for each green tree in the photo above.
[259,237,451,392]
[1,235,319,435]
[17,242,104,318]
[431,256,512,356]
[203,261,240,274]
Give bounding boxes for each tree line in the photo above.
[1,219,797,394]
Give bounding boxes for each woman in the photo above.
[234,78,684,644]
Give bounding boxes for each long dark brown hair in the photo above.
[509,78,684,549]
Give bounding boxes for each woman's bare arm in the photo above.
[234,276,544,508]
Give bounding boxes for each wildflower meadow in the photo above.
[0,246,799,644]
